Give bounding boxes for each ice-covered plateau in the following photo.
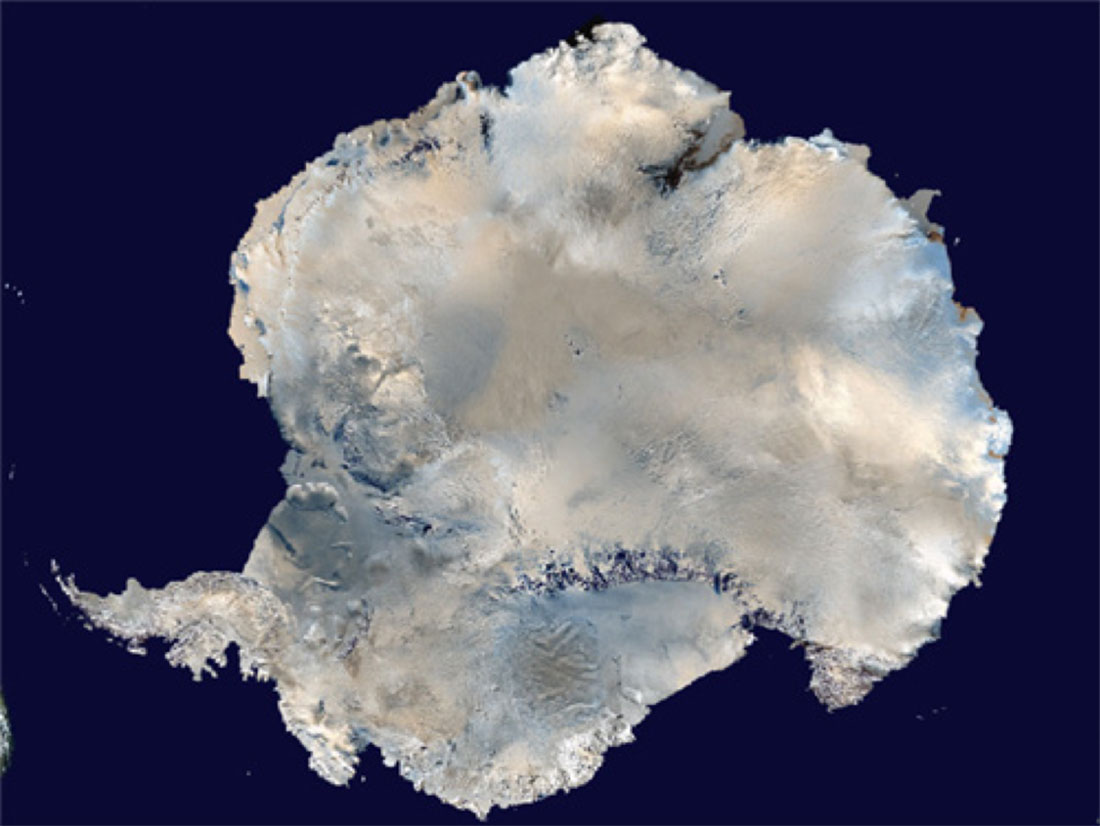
[61,23,1011,816]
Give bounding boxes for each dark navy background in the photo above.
[2,3,1097,824]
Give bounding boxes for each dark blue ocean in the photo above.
[2,3,1097,824]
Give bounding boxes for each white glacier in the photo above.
[60,23,1011,816]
